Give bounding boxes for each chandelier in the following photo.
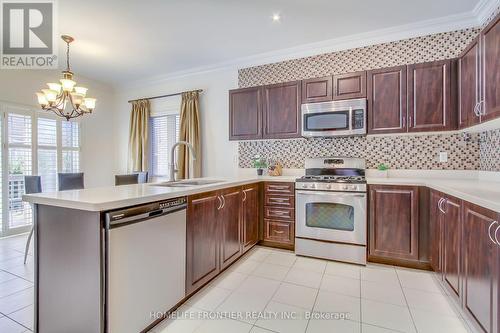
[36,35,96,120]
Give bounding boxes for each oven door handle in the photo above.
[296,190,366,198]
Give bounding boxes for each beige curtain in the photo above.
[178,91,201,179]
[128,100,150,172]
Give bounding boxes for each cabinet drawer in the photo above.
[265,195,295,207]
[264,220,294,244]
[264,182,295,195]
[264,206,295,220]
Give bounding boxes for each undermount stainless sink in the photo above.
[152,179,225,188]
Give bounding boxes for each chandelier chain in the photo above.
[66,41,71,72]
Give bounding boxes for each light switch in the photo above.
[439,152,448,163]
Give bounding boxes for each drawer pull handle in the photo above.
[272,211,288,215]
[273,230,285,234]
[495,223,500,246]
[271,198,288,202]
[269,186,289,190]
[488,221,498,245]
[242,191,247,202]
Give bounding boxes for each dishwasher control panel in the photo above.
[159,197,186,209]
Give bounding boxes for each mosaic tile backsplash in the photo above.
[238,134,480,170]
[480,129,500,172]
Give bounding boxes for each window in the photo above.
[0,103,82,236]
[150,114,180,177]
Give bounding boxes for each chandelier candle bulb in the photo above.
[60,79,76,92]
[84,98,96,110]
[42,89,58,102]
[36,93,48,106]
[71,93,84,106]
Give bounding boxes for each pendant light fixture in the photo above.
[36,35,97,120]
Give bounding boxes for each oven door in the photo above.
[295,190,366,245]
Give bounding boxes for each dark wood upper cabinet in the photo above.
[262,81,302,139]
[407,60,456,132]
[219,187,242,270]
[367,66,407,134]
[302,76,333,103]
[429,190,444,273]
[480,13,500,122]
[463,202,499,333]
[442,196,461,298]
[186,191,220,294]
[333,71,366,100]
[229,87,262,140]
[241,183,260,253]
[369,185,419,262]
[458,38,480,128]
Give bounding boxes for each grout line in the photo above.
[303,258,326,333]
[395,269,418,333]
[359,267,362,333]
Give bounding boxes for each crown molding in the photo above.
[120,4,491,90]
[473,0,500,24]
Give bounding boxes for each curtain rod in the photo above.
[127,89,203,103]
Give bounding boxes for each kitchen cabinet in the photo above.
[480,13,500,122]
[463,201,499,333]
[442,195,461,298]
[186,190,220,294]
[407,60,456,132]
[367,66,407,134]
[333,71,366,100]
[229,87,262,140]
[262,182,295,249]
[262,81,302,139]
[458,38,480,128]
[368,185,420,264]
[302,76,333,103]
[241,183,260,253]
[219,187,242,270]
[429,190,444,273]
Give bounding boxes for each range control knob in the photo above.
[310,183,316,189]
[325,184,331,189]
[350,185,357,191]
[302,183,308,188]
[342,185,349,190]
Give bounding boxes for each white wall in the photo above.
[0,69,118,187]
[115,68,239,178]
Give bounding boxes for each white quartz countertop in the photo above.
[22,176,297,212]
[367,177,500,214]
[22,174,500,214]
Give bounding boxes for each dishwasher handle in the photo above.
[105,196,187,229]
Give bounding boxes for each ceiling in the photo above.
[57,0,484,86]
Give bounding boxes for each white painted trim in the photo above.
[120,8,484,90]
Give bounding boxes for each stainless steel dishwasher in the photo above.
[105,197,187,333]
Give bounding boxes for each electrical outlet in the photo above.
[439,152,448,163]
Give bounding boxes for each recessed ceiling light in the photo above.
[272,13,281,22]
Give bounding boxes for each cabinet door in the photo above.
[302,76,333,103]
[407,60,456,132]
[219,187,242,269]
[463,202,498,333]
[262,81,302,139]
[480,13,500,122]
[186,191,220,294]
[367,66,407,134]
[332,71,366,100]
[429,190,444,273]
[229,87,262,140]
[369,185,419,261]
[458,38,480,128]
[442,196,461,298]
[242,183,260,253]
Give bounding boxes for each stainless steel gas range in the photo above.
[295,157,367,265]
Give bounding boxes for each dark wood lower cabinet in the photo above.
[442,195,461,298]
[186,191,220,295]
[219,187,242,270]
[368,185,420,263]
[429,190,444,273]
[262,182,295,250]
[463,202,499,333]
[241,183,260,253]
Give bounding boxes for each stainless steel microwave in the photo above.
[301,98,367,137]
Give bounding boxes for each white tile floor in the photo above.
[0,236,476,333]
[154,246,475,333]
[0,234,34,333]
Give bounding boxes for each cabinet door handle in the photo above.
[221,195,225,209]
[494,223,500,245]
[438,198,446,213]
[488,221,498,245]
[408,116,412,128]
[480,100,486,116]
[217,196,222,210]
[242,191,247,202]
[402,116,406,128]
[473,102,480,117]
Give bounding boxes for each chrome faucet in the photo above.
[169,141,196,182]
